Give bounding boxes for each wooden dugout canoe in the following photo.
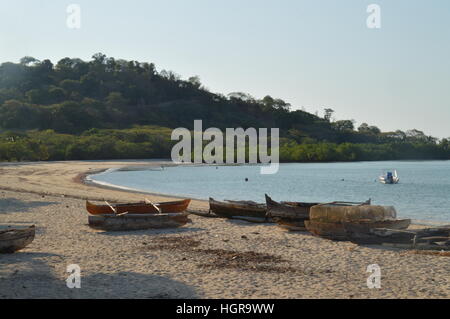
[344,225,450,246]
[0,225,35,253]
[272,218,309,231]
[86,199,191,215]
[88,212,191,231]
[305,219,411,241]
[265,194,318,220]
[265,195,371,231]
[309,204,396,223]
[208,198,268,220]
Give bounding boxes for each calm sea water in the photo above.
[89,161,450,223]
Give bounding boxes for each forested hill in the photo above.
[0,53,449,162]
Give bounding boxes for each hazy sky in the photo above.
[0,0,449,137]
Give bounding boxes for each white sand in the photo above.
[0,161,448,299]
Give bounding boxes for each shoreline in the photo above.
[83,162,450,226]
[0,160,449,299]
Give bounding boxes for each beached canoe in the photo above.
[265,194,317,230]
[209,198,268,220]
[0,225,35,253]
[86,199,191,215]
[309,203,396,223]
[343,219,411,236]
[265,195,371,231]
[344,225,450,246]
[88,212,191,231]
[272,218,309,231]
[305,220,349,241]
[265,194,318,220]
[305,218,411,241]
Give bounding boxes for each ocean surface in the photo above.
[88,161,450,223]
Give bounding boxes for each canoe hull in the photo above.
[88,213,191,231]
[305,220,349,241]
[265,194,316,219]
[86,199,191,215]
[305,219,411,241]
[0,226,35,253]
[209,198,267,219]
[345,225,450,245]
[309,205,397,223]
[273,217,308,231]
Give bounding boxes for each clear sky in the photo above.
[0,0,449,137]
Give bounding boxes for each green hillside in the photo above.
[0,54,448,162]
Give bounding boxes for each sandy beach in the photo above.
[0,161,449,299]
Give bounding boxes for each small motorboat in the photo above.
[379,170,399,184]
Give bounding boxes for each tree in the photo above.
[323,108,334,122]
[188,76,202,89]
[20,56,39,66]
[106,92,127,109]
[358,123,381,135]
[260,95,291,112]
[333,120,355,132]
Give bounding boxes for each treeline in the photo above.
[0,54,449,162]
[1,127,449,162]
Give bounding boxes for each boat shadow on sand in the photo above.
[91,226,206,237]
[225,219,275,227]
[0,198,58,214]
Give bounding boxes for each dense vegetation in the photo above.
[0,54,449,162]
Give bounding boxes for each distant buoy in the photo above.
[245,178,249,182]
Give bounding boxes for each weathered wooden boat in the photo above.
[273,219,309,231]
[266,195,372,231]
[0,225,35,253]
[265,194,317,230]
[309,203,396,223]
[88,212,191,231]
[343,219,411,234]
[305,220,349,240]
[305,219,411,241]
[209,198,268,220]
[86,199,191,215]
[265,194,318,219]
[344,225,450,247]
